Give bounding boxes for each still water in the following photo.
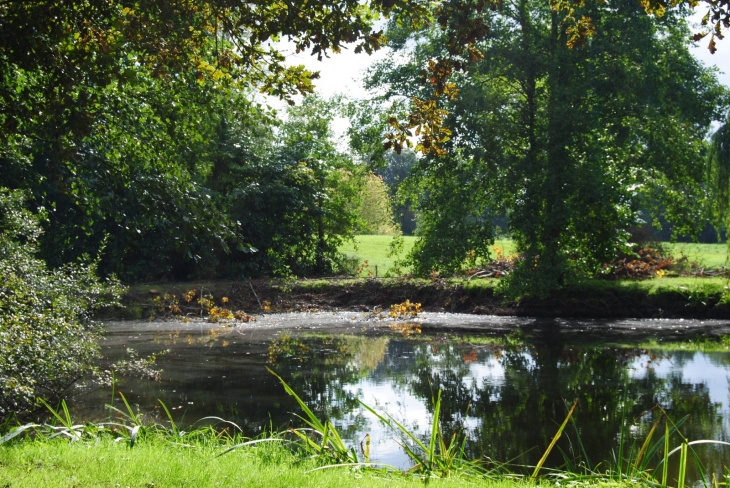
[69,313,730,483]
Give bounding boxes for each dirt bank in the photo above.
[98,277,730,320]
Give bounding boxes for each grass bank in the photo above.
[339,236,517,275]
[0,437,526,488]
[3,375,725,488]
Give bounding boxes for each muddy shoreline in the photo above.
[100,277,730,321]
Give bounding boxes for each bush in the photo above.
[0,189,124,420]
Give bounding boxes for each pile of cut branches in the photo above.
[466,256,518,280]
[604,246,675,279]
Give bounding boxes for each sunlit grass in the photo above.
[339,235,416,276]
[3,437,506,488]
[338,236,517,276]
[664,242,728,269]
[339,237,728,278]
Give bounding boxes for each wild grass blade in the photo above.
[288,427,330,456]
[117,392,142,425]
[567,402,593,472]
[37,398,72,430]
[215,438,288,457]
[665,439,730,456]
[268,367,326,433]
[158,399,177,434]
[646,413,690,467]
[427,390,442,472]
[269,367,357,462]
[357,399,430,460]
[189,416,243,433]
[616,387,629,480]
[634,414,662,472]
[678,440,688,488]
[531,399,578,479]
[0,423,41,444]
[61,399,72,428]
[688,446,709,488]
[662,422,669,488]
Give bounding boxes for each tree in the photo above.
[707,113,730,228]
[0,189,123,420]
[0,0,396,280]
[357,172,400,235]
[217,96,362,277]
[368,0,729,294]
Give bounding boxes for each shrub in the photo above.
[0,189,124,420]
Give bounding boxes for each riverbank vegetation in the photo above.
[3,371,728,487]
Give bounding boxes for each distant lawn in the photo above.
[338,236,516,276]
[339,236,728,275]
[338,235,416,276]
[663,242,728,268]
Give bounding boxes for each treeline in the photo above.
[0,0,729,289]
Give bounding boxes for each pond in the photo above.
[68,313,730,484]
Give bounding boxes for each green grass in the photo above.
[0,437,531,488]
[3,378,726,488]
[339,235,416,276]
[339,236,728,275]
[663,242,728,268]
[338,236,517,276]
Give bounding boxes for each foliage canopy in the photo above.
[367,0,729,295]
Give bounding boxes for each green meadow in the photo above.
[339,236,517,275]
[663,242,728,268]
[339,236,727,275]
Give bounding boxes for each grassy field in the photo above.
[339,236,728,274]
[664,242,728,268]
[339,236,516,275]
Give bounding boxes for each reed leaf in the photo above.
[0,423,41,445]
[643,413,690,471]
[633,414,662,473]
[428,390,442,471]
[662,422,669,488]
[268,368,356,463]
[531,399,578,479]
[158,399,177,434]
[215,437,288,458]
[678,440,688,488]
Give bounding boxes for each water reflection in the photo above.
[68,317,730,483]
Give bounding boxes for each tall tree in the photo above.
[368,0,728,294]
